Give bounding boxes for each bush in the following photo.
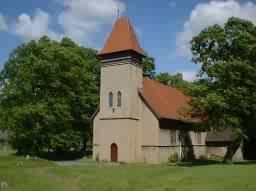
[223,159,233,164]
[199,155,208,160]
[95,154,100,162]
[168,152,179,163]
[208,154,224,161]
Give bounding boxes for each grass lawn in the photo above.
[0,154,256,191]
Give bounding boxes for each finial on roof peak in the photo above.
[117,7,120,18]
[116,1,128,19]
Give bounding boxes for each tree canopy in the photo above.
[142,56,194,93]
[156,72,194,93]
[0,37,100,156]
[190,17,256,159]
[142,55,156,79]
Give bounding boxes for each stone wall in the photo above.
[206,146,227,158]
[141,146,159,164]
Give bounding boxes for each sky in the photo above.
[0,0,256,81]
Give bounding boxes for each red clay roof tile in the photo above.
[140,78,193,122]
[100,16,144,55]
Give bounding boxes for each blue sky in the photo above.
[0,0,256,81]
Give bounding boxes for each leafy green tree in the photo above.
[142,55,156,79]
[156,72,193,93]
[190,17,256,160]
[0,36,99,156]
[156,72,182,86]
[141,55,194,93]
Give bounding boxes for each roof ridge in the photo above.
[144,78,182,94]
[126,18,133,51]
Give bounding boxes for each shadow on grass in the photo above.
[12,150,92,161]
[176,159,221,167]
[233,160,256,165]
[176,159,256,167]
[39,151,85,161]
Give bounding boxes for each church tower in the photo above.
[93,16,145,162]
[99,16,144,119]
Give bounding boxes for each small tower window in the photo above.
[117,91,122,107]
[109,92,113,107]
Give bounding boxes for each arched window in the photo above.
[109,92,113,107]
[117,91,122,107]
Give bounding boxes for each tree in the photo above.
[190,17,256,160]
[0,37,100,156]
[142,55,156,79]
[142,56,194,92]
[156,72,193,93]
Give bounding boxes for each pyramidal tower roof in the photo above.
[100,16,144,55]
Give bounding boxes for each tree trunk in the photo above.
[81,137,87,154]
[224,137,242,162]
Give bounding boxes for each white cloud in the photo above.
[4,0,126,45]
[182,71,198,82]
[0,13,7,31]
[177,0,256,58]
[58,0,126,44]
[14,9,61,40]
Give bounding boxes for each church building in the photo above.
[92,16,241,163]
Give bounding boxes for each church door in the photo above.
[111,143,118,162]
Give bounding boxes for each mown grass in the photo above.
[0,154,256,191]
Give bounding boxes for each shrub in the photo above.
[168,152,179,163]
[208,154,224,161]
[95,154,100,162]
[223,159,233,164]
[199,155,208,160]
